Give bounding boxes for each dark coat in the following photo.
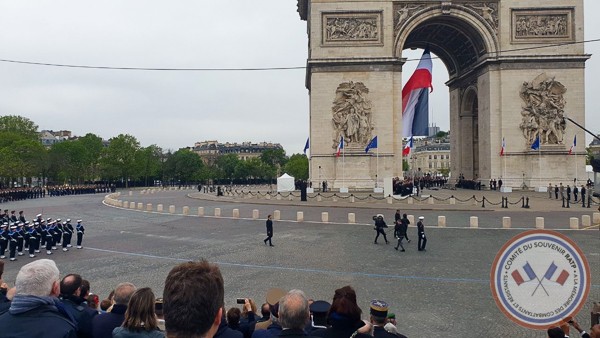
[266,220,273,236]
[0,303,77,338]
[252,322,283,338]
[61,296,99,338]
[313,315,372,338]
[92,303,127,338]
[216,315,244,338]
[279,328,319,338]
[373,326,406,338]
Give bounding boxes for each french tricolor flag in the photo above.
[543,262,570,286]
[568,135,576,155]
[402,136,413,156]
[402,48,433,137]
[336,136,344,157]
[511,262,537,286]
[500,137,505,156]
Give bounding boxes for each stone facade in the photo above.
[298,0,588,190]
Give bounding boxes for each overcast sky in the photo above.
[0,1,597,155]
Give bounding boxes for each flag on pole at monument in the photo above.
[402,48,433,137]
[402,136,413,156]
[303,138,310,155]
[568,135,576,155]
[531,134,540,150]
[500,137,505,156]
[336,136,344,157]
[365,136,378,153]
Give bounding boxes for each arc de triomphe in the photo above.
[297,0,588,190]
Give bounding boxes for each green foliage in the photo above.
[436,130,449,139]
[284,154,308,180]
[0,115,39,139]
[164,148,204,184]
[215,153,240,181]
[0,121,46,186]
[100,134,141,187]
[402,159,409,172]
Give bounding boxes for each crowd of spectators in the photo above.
[0,259,419,338]
[1,259,597,338]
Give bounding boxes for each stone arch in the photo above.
[394,4,499,78]
[459,86,479,179]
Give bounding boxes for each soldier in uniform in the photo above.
[42,222,54,255]
[34,220,44,253]
[27,223,38,258]
[0,223,8,259]
[64,219,74,248]
[15,222,24,256]
[62,221,71,251]
[18,211,26,223]
[263,215,274,247]
[8,225,18,261]
[373,214,389,244]
[417,216,427,251]
[393,216,407,252]
[369,300,407,338]
[76,219,85,249]
[54,218,63,247]
[9,211,17,223]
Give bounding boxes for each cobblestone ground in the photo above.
[0,189,598,338]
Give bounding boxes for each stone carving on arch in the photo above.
[519,73,567,146]
[464,2,499,35]
[331,81,374,149]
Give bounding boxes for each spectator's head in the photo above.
[369,300,388,325]
[279,289,310,330]
[114,282,137,305]
[100,299,112,312]
[241,298,257,318]
[80,279,90,298]
[122,287,159,332]
[402,214,407,218]
[60,273,83,297]
[227,307,241,326]
[163,260,224,338]
[15,259,60,297]
[310,300,330,327]
[327,286,362,323]
[260,303,270,318]
[87,294,99,310]
[547,326,565,338]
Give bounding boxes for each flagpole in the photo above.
[376,146,379,188]
[342,141,345,190]
[538,137,541,189]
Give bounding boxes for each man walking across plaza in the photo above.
[417,216,427,251]
[373,214,389,244]
[264,215,274,247]
[393,218,406,252]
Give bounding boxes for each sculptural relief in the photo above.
[394,4,424,32]
[513,10,572,41]
[519,73,567,146]
[331,81,374,149]
[323,13,381,44]
[465,3,499,33]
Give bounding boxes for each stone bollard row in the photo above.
[252,209,259,220]
[233,209,239,218]
[137,203,143,210]
[569,217,579,230]
[214,208,221,217]
[146,203,152,212]
[274,210,281,220]
[321,212,329,223]
[183,206,189,216]
[502,217,511,229]
[470,216,478,228]
[198,207,204,216]
[157,204,163,212]
[582,215,591,227]
[169,205,175,214]
[437,216,446,227]
[536,217,544,229]
[123,201,129,208]
[297,211,304,222]
[348,213,355,224]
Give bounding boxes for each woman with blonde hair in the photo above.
[113,287,165,338]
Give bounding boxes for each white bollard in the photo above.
[277,194,282,201]
[408,197,414,205]
[130,203,136,210]
[593,213,600,225]
[350,195,355,203]
[536,217,545,229]
[157,204,163,212]
[214,208,221,217]
[266,194,271,200]
[169,205,175,214]
[146,203,152,212]
[348,213,355,224]
[321,212,329,223]
[273,210,280,220]
[387,196,392,204]
[297,211,304,222]
[582,215,591,227]
[437,216,446,227]
[332,196,338,202]
[428,196,434,204]
[137,202,143,210]
[123,201,129,208]
[408,215,415,225]
[503,217,511,229]
[470,216,478,228]
[569,217,579,230]
[252,209,259,220]
[198,207,204,216]
[450,197,456,205]
[288,194,293,201]
[233,209,239,218]
[129,191,133,196]
[317,195,322,202]
[183,206,189,215]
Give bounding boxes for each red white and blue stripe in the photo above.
[402,48,433,137]
[402,136,413,156]
[336,136,344,157]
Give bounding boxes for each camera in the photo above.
[236,298,246,304]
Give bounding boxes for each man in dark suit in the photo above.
[277,290,315,338]
[264,215,274,247]
[60,273,98,338]
[91,282,136,338]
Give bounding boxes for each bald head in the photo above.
[113,282,137,305]
[278,289,310,330]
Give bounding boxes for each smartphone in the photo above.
[236,298,246,304]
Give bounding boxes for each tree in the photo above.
[0,115,39,140]
[436,130,449,139]
[100,134,140,187]
[215,154,240,183]
[136,145,163,186]
[260,148,287,182]
[0,131,46,187]
[164,149,204,185]
[283,154,309,180]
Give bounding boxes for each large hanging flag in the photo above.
[568,135,576,155]
[531,134,540,151]
[303,138,310,155]
[336,136,344,157]
[500,137,505,156]
[365,136,378,153]
[402,136,413,156]
[402,48,433,137]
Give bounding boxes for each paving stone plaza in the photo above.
[0,188,597,337]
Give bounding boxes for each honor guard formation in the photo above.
[371,211,426,252]
[0,210,86,261]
